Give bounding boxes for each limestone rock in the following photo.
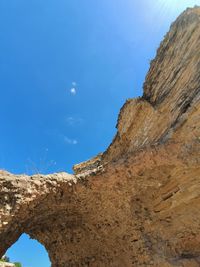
[0,6,200,267]
[0,263,15,267]
[102,7,200,163]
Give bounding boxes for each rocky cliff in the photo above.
[0,6,200,267]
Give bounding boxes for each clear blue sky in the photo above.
[1,0,199,266]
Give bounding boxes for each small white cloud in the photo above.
[64,136,78,145]
[72,81,77,87]
[70,88,76,95]
[72,139,78,145]
[66,116,83,126]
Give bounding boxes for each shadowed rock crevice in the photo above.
[0,6,200,267]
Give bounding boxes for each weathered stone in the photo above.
[0,6,200,267]
[0,263,15,267]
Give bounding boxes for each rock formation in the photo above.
[0,6,200,267]
[0,262,15,267]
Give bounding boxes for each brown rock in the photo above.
[0,6,200,267]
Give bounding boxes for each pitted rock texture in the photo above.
[0,6,200,267]
[104,7,200,163]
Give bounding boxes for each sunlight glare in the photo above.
[157,0,200,11]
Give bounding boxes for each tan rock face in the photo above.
[0,6,200,267]
[104,7,200,163]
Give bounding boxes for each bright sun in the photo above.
[156,0,199,17]
[158,0,199,9]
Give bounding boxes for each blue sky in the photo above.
[1,0,199,266]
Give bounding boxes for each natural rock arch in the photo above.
[6,233,50,266]
[1,7,200,267]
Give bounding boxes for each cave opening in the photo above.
[4,234,50,267]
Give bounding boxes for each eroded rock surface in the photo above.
[0,6,200,267]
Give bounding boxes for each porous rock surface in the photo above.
[1,7,200,267]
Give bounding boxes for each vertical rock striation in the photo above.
[103,7,200,164]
